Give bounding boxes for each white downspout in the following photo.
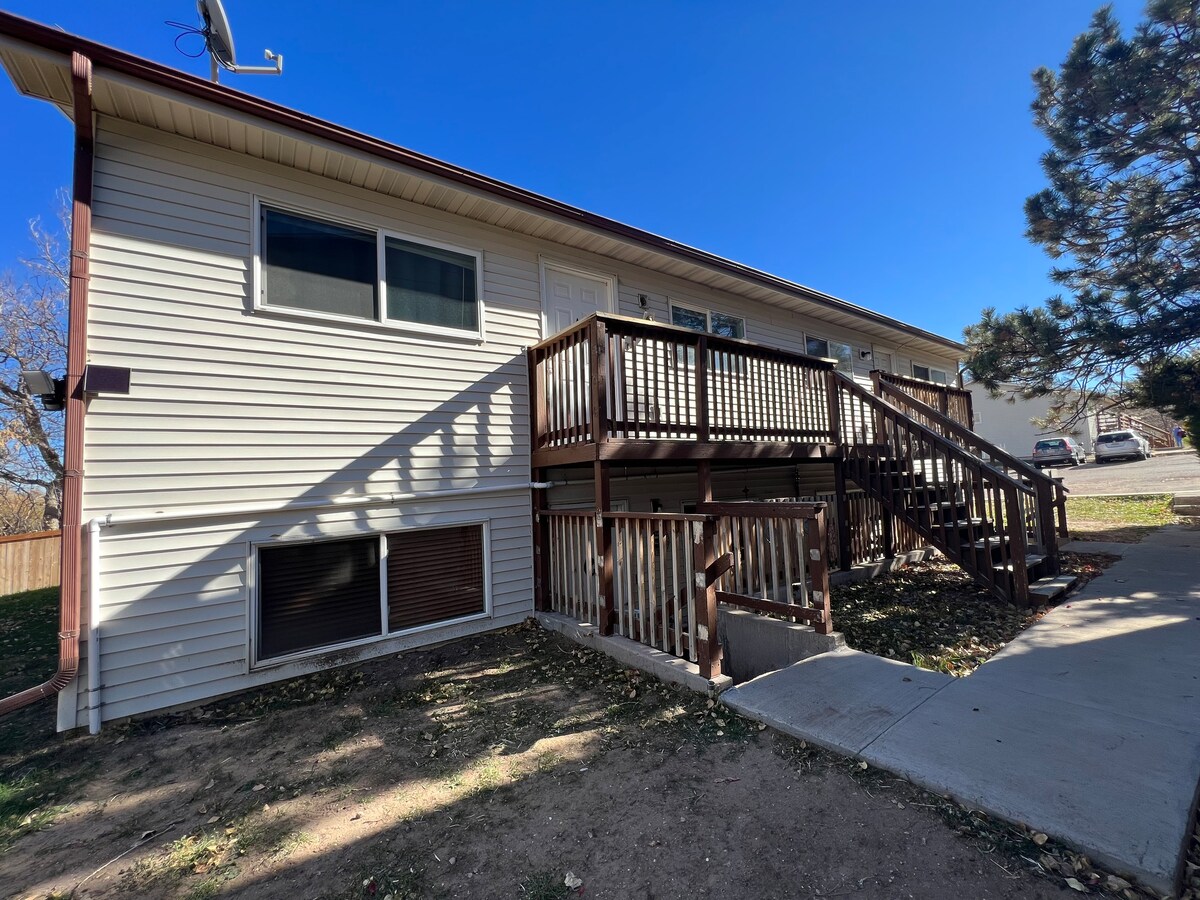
[87,517,102,735]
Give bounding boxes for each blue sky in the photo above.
[0,0,1146,342]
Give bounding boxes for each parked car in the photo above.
[1031,436,1086,468]
[1093,430,1153,463]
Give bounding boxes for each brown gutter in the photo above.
[0,10,963,354]
[0,51,92,718]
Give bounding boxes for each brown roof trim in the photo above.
[0,10,963,353]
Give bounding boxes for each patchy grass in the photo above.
[0,586,58,698]
[0,619,1160,900]
[1066,493,1180,542]
[831,553,1117,677]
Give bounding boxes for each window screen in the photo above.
[671,305,707,332]
[710,312,745,339]
[258,536,382,660]
[828,340,853,374]
[385,238,479,331]
[387,525,485,631]
[912,364,931,380]
[261,208,378,320]
[806,337,829,358]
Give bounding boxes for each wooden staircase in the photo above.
[834,374,1075,607]
[1095,407,1175,450]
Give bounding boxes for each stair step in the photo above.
[963,535,1010,551]
[1027,574,1078,603]
[938,518,983,530]
[993,554,1051,573]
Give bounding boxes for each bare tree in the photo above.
[0,198,68,533]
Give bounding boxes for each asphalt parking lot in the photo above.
[1043,449,1200,495]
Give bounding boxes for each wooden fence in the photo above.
[0,530,61,595]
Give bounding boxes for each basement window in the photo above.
[255,524,489,665]
[257,201,484,338]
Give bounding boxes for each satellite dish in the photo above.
[195,0,283,83]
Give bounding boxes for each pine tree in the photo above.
[965,0,1200,431]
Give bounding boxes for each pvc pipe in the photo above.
[87,518,101,735]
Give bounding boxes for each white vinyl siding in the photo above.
[72,116,540,727]
[68,112,960,729]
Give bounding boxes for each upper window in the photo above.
[258,203,483,338]
[385,237,479,331]
[805,336,853,374]
[912,363,949,384]
[261,208,378,320]
[670,303,745,339]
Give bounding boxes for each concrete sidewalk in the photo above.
[722,526,1200,895]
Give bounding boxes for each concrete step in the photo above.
[1027,573,1078,604]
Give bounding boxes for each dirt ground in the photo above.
[0,623,1088,900]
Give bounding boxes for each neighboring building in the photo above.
[967,382,1098,459]
[0,12,1065,732]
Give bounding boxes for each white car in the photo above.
[1093,430,1153,463]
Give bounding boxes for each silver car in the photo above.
[1093,430,1152,463]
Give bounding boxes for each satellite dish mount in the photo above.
[197,0,283,83]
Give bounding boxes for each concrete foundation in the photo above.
[717,607,845,683]
[830,547,939,587]
[535,611,733,695]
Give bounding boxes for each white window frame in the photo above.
[668,300,745,339]
[804,333,854,373]
[252,197,486,342]
[911,362,949,384]
[247,520,493,670]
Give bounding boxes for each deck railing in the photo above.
[529,314,839,453]
[1095,407,1176,449]
[874,370,973,429]
[538,502,832,677]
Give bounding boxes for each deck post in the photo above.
[590,317,609,444]
[532,467,549,612]
[694,461,722,679]
[1034,477,1060,576]
[833,463,852,572]
[804,507,833,635]
[825,366,842,445]
[594,460,615,634]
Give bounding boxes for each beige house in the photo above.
[0,11,1071,732]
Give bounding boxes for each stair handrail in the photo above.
[1096,405,1174,447]
[833,373,1039,603]
[872,376,1069,544]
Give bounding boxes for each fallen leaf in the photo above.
[1064,877,1085,891]
[1032,832,1049,845]
[564,871,583,890]
[251,784,266,792]
[206,816,219,825]
[858,761,868,770]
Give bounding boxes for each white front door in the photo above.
[542,263,614,336]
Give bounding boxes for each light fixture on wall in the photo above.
[20,370,65,412]
[859,349,873,360]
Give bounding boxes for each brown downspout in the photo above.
[0,51,93,717]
